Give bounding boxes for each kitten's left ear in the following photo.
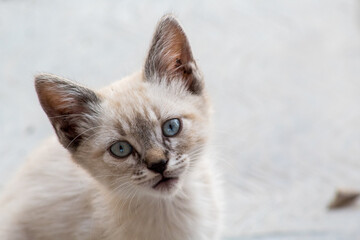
[144,15,203,94]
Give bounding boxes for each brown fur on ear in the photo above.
[144,15,203,94]
[35,73,100,150]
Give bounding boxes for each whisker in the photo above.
[65,125,105,149]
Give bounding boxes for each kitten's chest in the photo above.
[103,198,200,240]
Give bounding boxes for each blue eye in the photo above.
[109,141,132,158]
[162,118,181,137]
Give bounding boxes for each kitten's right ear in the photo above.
[35,74,100,151]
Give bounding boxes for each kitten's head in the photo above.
[35,15,210,197]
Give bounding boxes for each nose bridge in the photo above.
[145,147,166,165]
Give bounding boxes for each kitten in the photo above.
[0,15,222,240]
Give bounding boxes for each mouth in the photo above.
[153,177,179,191]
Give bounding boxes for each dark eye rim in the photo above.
[108,140,133,159]
[162,118,182,137]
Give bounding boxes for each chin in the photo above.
[149,177,183,197]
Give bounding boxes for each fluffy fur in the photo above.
[0,15,222,240]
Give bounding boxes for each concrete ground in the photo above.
[1,1,360,239]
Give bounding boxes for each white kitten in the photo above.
[0,15,223,240]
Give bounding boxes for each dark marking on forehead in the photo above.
[115,121,127,136]
[123,114,132,128]
[151,105,162,121]
[132,112,157,149]
[142,104,150,120]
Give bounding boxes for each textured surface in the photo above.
[1,1,360,239]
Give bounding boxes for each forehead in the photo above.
[98,76,193,147]
[99,74,195,118]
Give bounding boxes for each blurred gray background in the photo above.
[1,0,360,239]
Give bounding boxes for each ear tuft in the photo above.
[144,15,203,94]
[35,73,100,150]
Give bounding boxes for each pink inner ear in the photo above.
[37,82,82,117]
[156,20,194,79]
[35,75,99,119]
[35,74,100,150]
[144,16,203,94]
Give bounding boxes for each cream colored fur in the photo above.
[0,15,222,240]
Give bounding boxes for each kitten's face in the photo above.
[76,76,209,196]
[35,15,210,198]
